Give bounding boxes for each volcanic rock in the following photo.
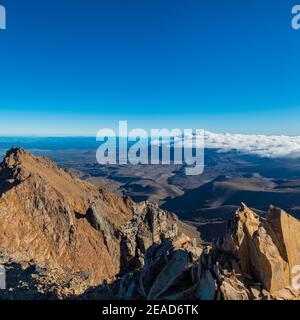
[99,203,300,300]
[0,148,198,298]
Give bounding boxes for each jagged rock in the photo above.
[267,206,300,277]
[119,201,195,272]
[96,203,300,301]
[0,257,92,300]
[113,234,202,300]
[270,287,300,300]
[2,148,300,300]
[195,269,217,300]
[220,203,300,294]
[219,276,250,300]
[0,148,131,291]
[0,148,198,299]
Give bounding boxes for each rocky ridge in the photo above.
[102,203,300,300]
[0,148,197,298]
[0,148,300,300]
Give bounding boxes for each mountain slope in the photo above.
[0,147,199,297]
[0,148,133,286]
[91,204,300,300]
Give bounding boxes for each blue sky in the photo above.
[0,0,299,136]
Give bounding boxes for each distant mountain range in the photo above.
[1,137,300,242]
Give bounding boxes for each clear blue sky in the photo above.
[0,0,299,136]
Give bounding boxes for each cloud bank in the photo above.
[204,132,300,158]
[153,131,300,158]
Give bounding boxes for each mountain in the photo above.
[0,147,133,287]
[21,146,300,243]
[1,147,300,300]
[0,148,198,298]
[163,174,300,241]
[89,204,300,300]
[163,174,300,215]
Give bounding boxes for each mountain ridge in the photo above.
[0,147,198,297]
[1,147,300,300]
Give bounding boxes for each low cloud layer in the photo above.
[152,131,300,158]
[203,132,300,158]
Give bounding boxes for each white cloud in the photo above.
[203,131,300,158]
[151,131,300,158]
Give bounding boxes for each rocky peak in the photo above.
[0,148,197,298]
[101,203,300,300]
[219,203,300,294]
[0,148,134,289]
[4,146,26,161]
[119,201,179,273]
[2,148,299,300]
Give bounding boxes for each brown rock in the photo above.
[221,203,300,294]
[119,201,196,272]
[267,206,300,276]
[0,148,133,288]
[0,148,198,298]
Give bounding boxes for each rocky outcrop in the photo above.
[0,256,92,300]
[119,200,200,273]
[120,202,178,272]
[1,148,300,300]
[207,203,300,300]
[267,205,300,279]
[219,203,300,297]
[84,234,202,300]
[94,203,300,300]
[0,148,135,289]
[0,148,199,299]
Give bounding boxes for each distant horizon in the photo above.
[0,128,300,138]
[1,131,300,159]
[0,131,300,138]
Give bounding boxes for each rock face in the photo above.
[0,148,133,289]
[0,148,198,298]
[119,201,191,273]
[220,203,300,296]
[1,148,300,300]
[84,233,202,300]
[96,203,300,300]
[267,206,300,280]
